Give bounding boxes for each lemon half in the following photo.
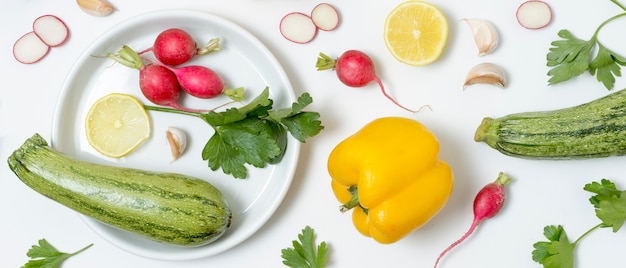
[85,93,151,158]
[384,1,449,66]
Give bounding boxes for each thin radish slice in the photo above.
[516,1,552,29]
[13,32,51,64]
[311,3,340,31]
[280,12,317,44]
[33,15,69,47]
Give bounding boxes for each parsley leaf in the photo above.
[532,178,626,268]
[532,225,575,268]
[546,30,594,85]
[281,226,328,268]
[584,179,626,232]
[23,239,93,268]
[145,87,324,179]
[546,8,626,90]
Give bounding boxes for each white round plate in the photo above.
[51,10,299,261]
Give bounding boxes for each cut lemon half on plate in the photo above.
[85,93,151,158]
[384,0,449,66]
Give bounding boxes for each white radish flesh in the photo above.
[280,12,317,44]
[33,15,69,46]
[516,1,552,29]
[13,32,50,64]
[311,3,340,31]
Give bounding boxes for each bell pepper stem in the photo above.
[339,186,360,213]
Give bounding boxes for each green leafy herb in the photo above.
[532,179,626,268]
[145,87,324,179]
[281,226,328,268]
[546,0,626,90]
[22,239,93,268]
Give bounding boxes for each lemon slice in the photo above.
[384,0,449,66]
[85,93,151,158]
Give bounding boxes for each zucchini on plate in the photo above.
[7,133,232,247]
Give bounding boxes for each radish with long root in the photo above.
[516,1,552,29]
[433,172,512,268]
[13,14,69,64]
[138,28,221,66]
[316,50,422,112]
[107,45,208,113]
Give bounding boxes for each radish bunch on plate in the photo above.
[13,15,69,64]
[280,3,340,44]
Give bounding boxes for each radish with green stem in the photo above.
[433,172,512,268]
[107,45,208,113]
[316,50,421,112]
[138,28,221,66]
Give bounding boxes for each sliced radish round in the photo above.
[33,15,69,47]
[516,1,552,29]
[13,32,51,64]
[280,12,317,44]
[311,3,340,31]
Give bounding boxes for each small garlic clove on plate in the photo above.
[77,0,116,17]
[463,18,499,56]
[464,62,506,89]
[166,127,187,161]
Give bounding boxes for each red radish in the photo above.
[33,15,69,46]
[138,28,221,66]
[280,12,318,44]
[316,50,419,112]
[13,32,50,64]
[107,45,209,113]
[311,3,340,31]
[433,172,512,268]
[165,64,241,100]
[516,1,552,29]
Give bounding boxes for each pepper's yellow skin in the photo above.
[328,117,453,244]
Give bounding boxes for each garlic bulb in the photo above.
[463,18,499,56]
[166,127,187,161]
[77,0,115,17]
[463,62,506,89]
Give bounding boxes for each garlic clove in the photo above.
[463,18,499,56]
[166,127,187,161]
[77,0,116,17]
[463,62,506,89]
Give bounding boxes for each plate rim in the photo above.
[50,9,300,261]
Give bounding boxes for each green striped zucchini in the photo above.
[8,133,231,247]
[474,89,626,159]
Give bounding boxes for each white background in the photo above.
[2,0,626,267]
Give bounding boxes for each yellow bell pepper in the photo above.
[328,117,454,244]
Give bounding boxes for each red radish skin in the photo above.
[138,28,221,66]
[107,45,209,113]
[516,1,553,29]
[13,32,50,64]
[280,12,318,44]
[169,65,226,99]
[316,50,420,112]
[433,172,512,268]
[33,15,69,47]
[311,3,340,31]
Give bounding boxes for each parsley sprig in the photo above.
[281,226,328,268]
[532,179,626,268]
[22,239,93,268]
[145,87,323,179]
[547,0,626,90]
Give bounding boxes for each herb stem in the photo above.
[70,243,94,256]
[144,105,203,118]
[611,0,626,12]
[593,12,626,39]
[572,223,603,245]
